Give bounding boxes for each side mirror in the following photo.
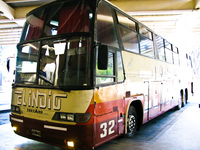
[6,58,10,72]
[98,45,108,70]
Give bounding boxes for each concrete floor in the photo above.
[0,97,200,150]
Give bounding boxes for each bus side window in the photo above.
[173,52,179,65]
[116,12,139,53]
[165,40,173,63]
[96,49,115,84]
[156,35,165,61]
[139,25,154,58]
[118,25,139,53]
[96,2,119,48]
[172,46,179,65]
[117,51,124,82]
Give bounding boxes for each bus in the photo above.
[10,0,193,149]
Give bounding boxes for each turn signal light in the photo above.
[11,105,21,114]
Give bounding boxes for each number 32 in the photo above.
[100,120,115,138]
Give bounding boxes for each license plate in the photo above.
[31,129,42,137]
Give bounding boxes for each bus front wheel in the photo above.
[125,106,137,138]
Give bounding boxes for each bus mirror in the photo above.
[98,45,108,70]
[6,58,10,72]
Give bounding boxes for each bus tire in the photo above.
[181,90,185,107]
[175,97,182,110]
[185,89,188,104]
[125,106,137,138]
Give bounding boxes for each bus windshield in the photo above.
[15,0,93,87]
[20,0,92,42]
[16,36,91,87]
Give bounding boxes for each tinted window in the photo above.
[96,2,119,48]
[21,1,92,42]
[119,25,139,53]
[139,25,152,40]
[117,12,136,31]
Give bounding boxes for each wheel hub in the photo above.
[128,115,136,132]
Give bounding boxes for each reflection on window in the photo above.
[117,12,136,31]
[44,1,91,36]
[39,42,57,85]
[165,49,173,63]
[96,2,119,48]
[139,25,152,40]
[20,1,92,42]
[96,51,115,84]
[173,45,178,53]
[156,36,165,61]
[15,37,91,87]
[119,25,139,53]
[164,40,173,63]
[40,37,91,86]
[16,42,40,83]
[165,40,171,50]
[140,35,154,58]
[22,10,46,41]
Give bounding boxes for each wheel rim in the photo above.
[127,115,136,132]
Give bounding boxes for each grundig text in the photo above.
[15,89,67,110]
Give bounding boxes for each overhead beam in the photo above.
[14,6,38,26]
[0,0,14,20]
[109,0,195,12]
[15,6,38,18]
[0,22,20,29]
[5,0,42,2]
[133,14,181,21]
[195,0,200,8]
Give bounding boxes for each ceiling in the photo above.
[0,0,200,51]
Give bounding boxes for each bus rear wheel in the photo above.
[175,97,182,110]
[125,106,137,138]
[181,90,186,107]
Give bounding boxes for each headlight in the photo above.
[53,112,91,123]
[67,114,75,122]
[60,113,67,120]
[60,113,75,122]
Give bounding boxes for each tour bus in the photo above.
[10,0,193,149]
